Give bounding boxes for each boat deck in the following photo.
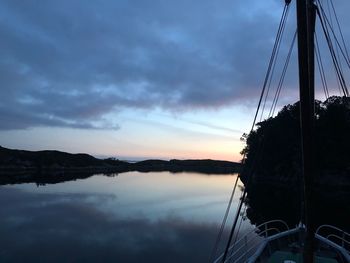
[267,250,338,263]
[253,227,349,263]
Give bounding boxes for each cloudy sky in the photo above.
[1,0,349,161]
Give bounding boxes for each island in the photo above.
[0,146,241,185]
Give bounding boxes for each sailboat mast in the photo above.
[296,0,316,262]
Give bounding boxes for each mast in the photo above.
[296,0,316,262]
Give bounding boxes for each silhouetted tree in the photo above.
[240,96,350,185]
[240,96,350,229]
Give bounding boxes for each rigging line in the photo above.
[325,0,344,75]
[269,29,297,118]
[210,131,254,262]
[317,0,350,70]
[270,33,295,117]
[220,99,280,262]
[325,0,347,98]
[315,32,329,99]
[319,3,342,98]
[210,133,252,262]
[318,1,342,95]
[270,30,295,117]
[330,0,350,66]
[315,45,328,99]
[220,131,268,262]
[251,4,289,131]
[316,5,349,97]
[221,110,274,263]
[259,4,289,122]
[225,189,246,260]
[221,190,247,263]
[231,202,248,250]
[316,0,344,95]
[225,203,248,262]
[315,32,329,98]
[260,5,290,122]
[220,3,292,263]
[209,175,240,263]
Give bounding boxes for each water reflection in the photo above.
[244,183,350,232]
[0,172,247,263]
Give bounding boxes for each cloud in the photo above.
[0,0,349,130]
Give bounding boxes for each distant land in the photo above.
[0,146,241,185]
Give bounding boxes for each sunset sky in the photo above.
[1,0,349,161]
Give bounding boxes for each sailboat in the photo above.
[212,0,350,262]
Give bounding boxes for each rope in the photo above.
[251,3,290,130]
[270,29,297,117]
[317,0,350,71]
[231,203,248,250]
[315,33,329,99]
[260,5,290,122]
[316,2,342,93]
[316,3,349,97]
[323,0,343,95]
[209,175,240,262]
[221,190,247,263]
[218,4,292,263]
[329,0,350,66]
[325,0,345,76]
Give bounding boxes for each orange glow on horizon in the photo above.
[103,143,244,162]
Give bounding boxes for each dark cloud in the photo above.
[0,0,349,130]
[0,187,223,263]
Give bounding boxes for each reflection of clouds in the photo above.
[0,187,219,263]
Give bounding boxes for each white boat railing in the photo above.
[316,225,350,249]
[213,219,290,263]
[214,221,350,263]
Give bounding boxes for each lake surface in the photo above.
[0,172,252,263]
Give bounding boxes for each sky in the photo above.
[0,0,349,161]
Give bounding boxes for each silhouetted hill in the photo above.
[0,146,130,171]
[0,146,104,167]
[0,146,241,184]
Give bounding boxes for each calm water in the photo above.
[0,172,252,263]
